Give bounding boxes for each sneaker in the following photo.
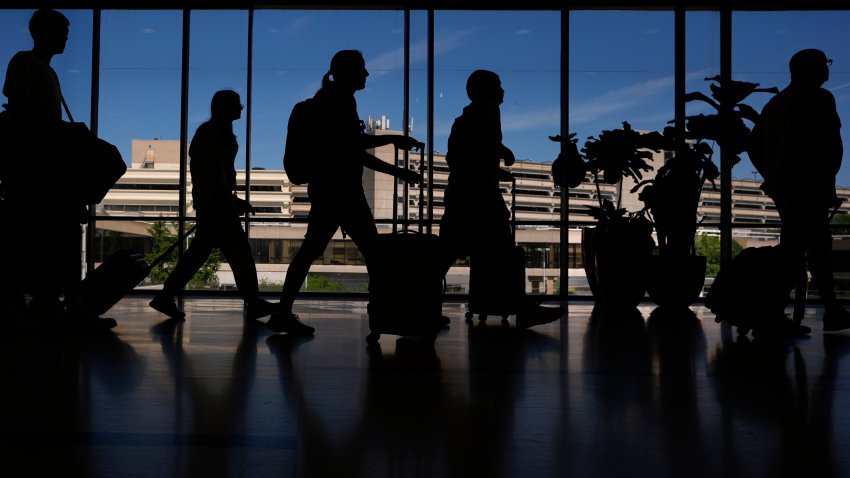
[824,307,850,332]
[516,303,564,329]
[149,294,185,320]
[245,299,278,321]
[266,311,315,335]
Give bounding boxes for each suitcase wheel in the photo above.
[366,332,380,345]
[465,311,473,320]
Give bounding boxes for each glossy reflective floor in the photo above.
[2,297,849,478]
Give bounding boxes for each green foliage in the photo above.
[305,274,346,292]
[145,220,222,287]
[832,213,850,235]
[694,233,743,277]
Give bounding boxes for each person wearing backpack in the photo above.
[750,48,850,333]
[267,50,423,335]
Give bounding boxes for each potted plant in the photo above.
[634,76,778,309]
[574,122,664,308]
[635,126,716,309]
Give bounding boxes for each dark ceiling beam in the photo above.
[1,1,847,11]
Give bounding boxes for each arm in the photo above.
[500,143,516,166]
[359,133,424,152]
[360,152,422,184]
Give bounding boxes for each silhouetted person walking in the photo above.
[440,70,563,328]
[751,48,850,332]
[3,9,115,331]
[149,90,276,321]
[268,50,422,335]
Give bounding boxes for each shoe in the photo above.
[516,303,564,329]
[266,311,315,335]
[824,307,850,332]
[245,299,278,321]
[149,294,185,320]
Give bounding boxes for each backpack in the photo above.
[283,98,319,185]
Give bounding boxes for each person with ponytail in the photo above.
[267,50,423,335]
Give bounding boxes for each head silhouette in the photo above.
[29,9,69,56]
[466,70,504,105]
[789,48,830,86]
[322,50,368,92]
[210,90,242,122]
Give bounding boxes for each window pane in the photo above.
[98,10,183,224]
[733,10,850,298]
[435,10,561,295]
[188,10,249,218]
[569,10,674,298]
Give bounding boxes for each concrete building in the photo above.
[92,122,850,294]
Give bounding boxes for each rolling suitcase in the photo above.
[366,230,444,344]
[705,244,796,335]
[464,175,525,323]
[81,225,197,316]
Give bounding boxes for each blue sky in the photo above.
[2,8,849,186]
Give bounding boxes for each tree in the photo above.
[145,220,222,287]
[694,233,743,277]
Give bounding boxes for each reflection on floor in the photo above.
[2,298,849,478]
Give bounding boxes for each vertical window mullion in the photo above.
[178,9,191,257]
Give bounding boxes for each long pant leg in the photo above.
[338,194,379,269]
[278,213,338,311]
[214,214,260,302]
[779,200,838,306]
[161,225,214,295]
[807,211,838,305]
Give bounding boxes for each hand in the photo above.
[502,147,516,167]
[234,196,255,215]
[398,168,423,185]
[394,135,425,152]
[498,168,514,182]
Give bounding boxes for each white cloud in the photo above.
[366,27,481,78]
[830,81,850,92]
[141,27,155,34]
[570,75,675,126]
[516,29,532,35]
[502,107,560,133]
[644,28,659,35]
[569,68,713,127]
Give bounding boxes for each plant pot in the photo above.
[582,222,655,309]
[647,254,707,310]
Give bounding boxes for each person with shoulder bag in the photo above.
[2,9,116,332]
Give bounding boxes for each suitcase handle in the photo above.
[146,224,198,272]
